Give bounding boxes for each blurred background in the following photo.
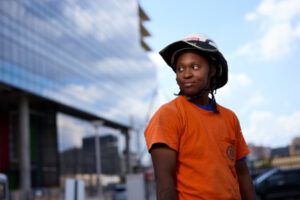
[0,0,300,200]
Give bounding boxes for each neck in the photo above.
[189,91,210,106]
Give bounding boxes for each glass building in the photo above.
[0,0,155,198]
[0,0,155,123]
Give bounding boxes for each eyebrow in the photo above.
[176,61,202,66]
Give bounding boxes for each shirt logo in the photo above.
[226,145,236,162]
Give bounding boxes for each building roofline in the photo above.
[0,82,129,132]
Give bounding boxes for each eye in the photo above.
[176,66,184,72]
[192,65,200,70]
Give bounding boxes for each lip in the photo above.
[183,82,194,87]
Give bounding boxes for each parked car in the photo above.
[112,184,127,200]
[254,168,300,200]
[0,174,9,200]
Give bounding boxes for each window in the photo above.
[267,172,284,182]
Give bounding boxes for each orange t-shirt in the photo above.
[144,96,250,200]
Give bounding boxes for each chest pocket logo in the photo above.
[226,145,236,162]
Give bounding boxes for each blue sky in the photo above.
[140,0,300,148]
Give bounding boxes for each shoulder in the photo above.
[217,103,239,122]
[155,96,183,115]
[149,97,185,124]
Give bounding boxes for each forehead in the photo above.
[176,51,210,64]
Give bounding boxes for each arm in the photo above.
[235,160,256,200]
[150,144,178,200]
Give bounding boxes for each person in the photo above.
[144,33,256,200]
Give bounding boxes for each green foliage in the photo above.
[256,157,273,169]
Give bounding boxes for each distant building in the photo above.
[60,148,83,175]
[290,137,300,156]
[271,137,300,169]
[271,146,290,158]
[60,135,121,175]
[248,144,270,162]
[82,135,121,175]
[272,156,300,169]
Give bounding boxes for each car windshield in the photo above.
[254,168,278,184]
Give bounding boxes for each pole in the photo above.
[125,129,131,174]
[19,96,31,200]
[93,121,103,200]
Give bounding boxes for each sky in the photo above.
[139,0,300,148]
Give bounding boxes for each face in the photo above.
[175,52,215,97]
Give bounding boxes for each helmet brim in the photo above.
[159,40,228,89]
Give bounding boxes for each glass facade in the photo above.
[0,0,156,125]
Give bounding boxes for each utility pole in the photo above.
[19,96,31,200]
[92,121,104,200]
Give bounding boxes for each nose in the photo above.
[183,68,192,79]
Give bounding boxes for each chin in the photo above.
[182,90,199,96]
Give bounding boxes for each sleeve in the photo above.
[144,104,183,152]
[234,115,251,160]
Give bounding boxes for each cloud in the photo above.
[242,95,265,112]
[57,113,93,151]
[44,76,156,126]
[57,113,126,152]
[244,110,300,147]
[149,52,167,67]
[218,73,252,99]
[217,73,266,118]
[63,0,138,42]
[246,0,300,23]
[0,0,63,39]
[236,0,300,60]
[148,52,179,103]
[63,84,106,104]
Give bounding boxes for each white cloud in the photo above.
[148,52,179,102]
[100,93,153,126]
[57,113,125,152]
[219,73,252,99]
[260,23,293,58]
[241,94,265,114]
[237,0,300,60]
[57,113,93,151]
[63,0,138,41]
[65,84,106,104]
[217,72,267,118]
[244,110,300,147]
[149,52,166,67]
[43,83,106,110]
[0,0,62,39]
[59,78,156,124]
[245,12,258,21]
[255,0,300,22]
[294,22,300,36]
[42,54,158,126]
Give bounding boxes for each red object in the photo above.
[0,114,10,172]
